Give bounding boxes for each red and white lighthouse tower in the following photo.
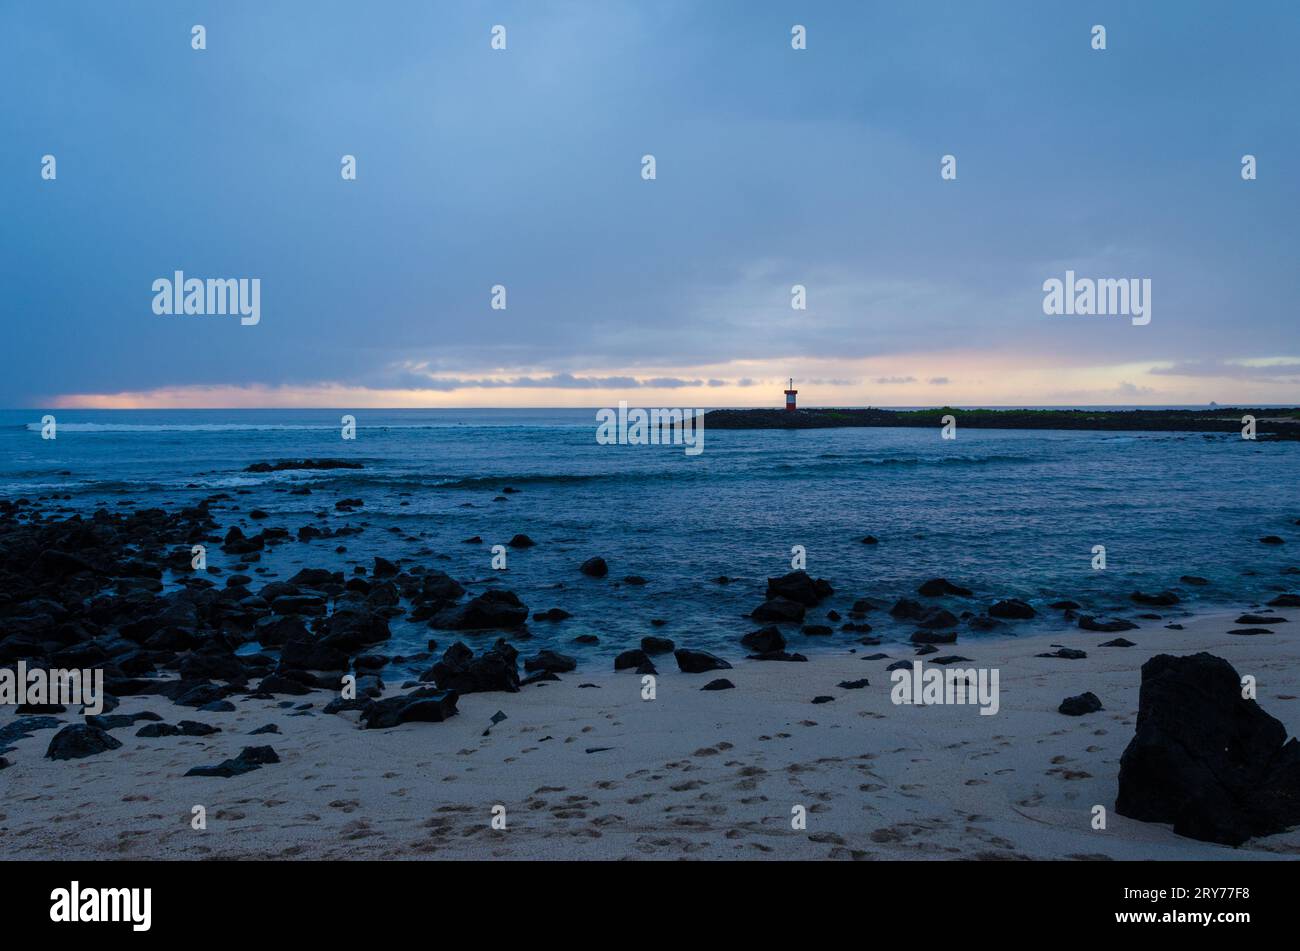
[784,378,798,411]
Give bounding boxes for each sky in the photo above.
[2,0,1298,409]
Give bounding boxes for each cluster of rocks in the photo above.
[6,495,1299,780]
[0,498,561,758]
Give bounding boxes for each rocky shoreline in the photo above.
[3,491,1300,854]
[697,406,1300,438]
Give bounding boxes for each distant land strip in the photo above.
[693,407,1300,439]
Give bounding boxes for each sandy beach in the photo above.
[4,608,1297,861]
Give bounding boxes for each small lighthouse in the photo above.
[784,378,798,412]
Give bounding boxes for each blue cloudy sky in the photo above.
[3,0,1297,408]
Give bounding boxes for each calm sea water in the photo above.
[2,408,1297,667]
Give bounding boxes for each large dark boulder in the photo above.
[360,690,459,729]
[185,745,279,778]
[741,625,786,653]
[916,608,958,630]
[917,578,972,597]
[1116,652,1300,845]
[425,640,519,694]
[989,598,1036,619]
[46,724,122,760]
[674,649,732,674]
[750,597,805,623]
[431,590,529,630]
[579,557,609,578]
[1079,615,1138,633]
[1059,692,1103,716]
[318,604,391,651]
[614,649,650,670]
[765,571,833,606]
[1131,590,1179,607]
[523,650,577,674]
[640,636,675,655]
[889,598,927,621]
[221,527,264,555]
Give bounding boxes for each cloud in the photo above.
[874,376,917,385]
[928,377,950,385]
[385,370,711,391]
[1149,359,1300,382]
[1114,381,1155,396]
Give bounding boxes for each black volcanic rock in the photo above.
[1059,692,1103,716]
[741,625,786,653]
[765,570,833,606]
[701,679,735,691]
[360,691,459,729]
[507,534,536,548]
[751,597,806,623]
[614,649,650,671]
[256,673,314,695]
[640,636,675,655]
[916,608,958,630]
[1100,637,1137,647]
[1131,590,1180,606]
[918,578,972,597]
[989,598,1036,619]
[425,640,519,694]
[431,590,529,630]
[889,598,927,621]
[246,459,362,473]
[673,649,732,674]
[1079,616,1138,633]
[580,556,609,578]
[185,745,280,778]
[136,720,220,738]
[46,724,122,760]
[1117,652,1300,845]
[1267,594,1300,607]
[523,650,577,674]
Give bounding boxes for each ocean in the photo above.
[2,408,1297,670]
